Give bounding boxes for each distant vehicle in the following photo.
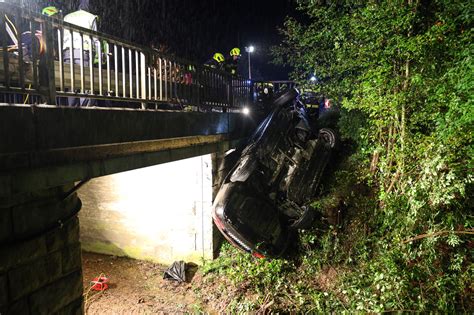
[212,88,337,258]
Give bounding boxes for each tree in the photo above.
[273,0,473,311]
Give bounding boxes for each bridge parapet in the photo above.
[0,2,252,110]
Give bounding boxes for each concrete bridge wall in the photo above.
[78,155,214,264]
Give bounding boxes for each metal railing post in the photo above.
[114,44,118,97]
[30,21,39,90]
[16,7,25,91]
[89,34,94,95]
[1,14,11,89]
[121,46,126,97]
[106,41,111,95]
[68,28,74,95]
[228,76,233,108]
[140,51,146,109]
[38,20,57,104]
[57,26,64,92]
[79,33,85,94]
[158,57,163,101]
[135,50,139,99]
[98,37,103,95]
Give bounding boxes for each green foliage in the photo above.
[202,158,472,312]
[203,243,294,294]
[199,0,473,313]
[275,0,473,312]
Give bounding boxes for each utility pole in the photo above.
[245,46,254,80]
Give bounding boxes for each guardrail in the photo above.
[0,3,253,110]
[253,80,297,94]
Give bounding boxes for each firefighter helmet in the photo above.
[42,6,59,16]
[230,47,241,56]
[213,53,225,63]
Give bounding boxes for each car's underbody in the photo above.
[212,88,337,258]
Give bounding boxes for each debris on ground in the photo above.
[90,275,109,291]
[163,260,187,282]
[82,252,201,314]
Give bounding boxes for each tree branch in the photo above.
[402,229,474,244]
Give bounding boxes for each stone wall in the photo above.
[0,185,83,314]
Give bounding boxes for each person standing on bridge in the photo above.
[225,47,241,76]
[205,52,225,70]
[3,5,59,61]
[63,0,98,106]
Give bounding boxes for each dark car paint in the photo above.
[212,88,336,257]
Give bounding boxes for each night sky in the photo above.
[30,0,297,80]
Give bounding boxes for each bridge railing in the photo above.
[0,3,253,110]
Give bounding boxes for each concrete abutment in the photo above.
[78,154,222,265]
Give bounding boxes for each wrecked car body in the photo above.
[212,88,337,258]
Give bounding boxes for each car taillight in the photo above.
[213,216,224,230]
[252,252,265,259]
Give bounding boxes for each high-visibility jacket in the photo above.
[205,58,223,70]
[224,57,238,76]
[63,10,98,50]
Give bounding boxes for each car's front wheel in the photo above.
[289,205,315,230]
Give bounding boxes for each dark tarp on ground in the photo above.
[163,260,187,282]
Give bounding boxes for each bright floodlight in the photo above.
[310,76,317,82]
[246,46,255,53]
[242,107,250,115]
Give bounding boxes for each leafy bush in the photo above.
[200,1,472,312]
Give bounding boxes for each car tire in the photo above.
[319,128,337,149]
[289,206,315,230]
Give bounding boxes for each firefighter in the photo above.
[30,6,59,56]
[63,0,99,106]
[63,3,98,67]
[225,47,240,76]
[4,6,59,61]
[205,52,225,70]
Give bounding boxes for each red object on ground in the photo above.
[90,276,109,291]
[252,252,265,259]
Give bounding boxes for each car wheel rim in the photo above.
[319,128,336,148]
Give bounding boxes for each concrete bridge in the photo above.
[0,102,258,314]
[0,3,279,314]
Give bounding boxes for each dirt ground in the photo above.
[82,251,208,314]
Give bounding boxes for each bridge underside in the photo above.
[0,104,257,197]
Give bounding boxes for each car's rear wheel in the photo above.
[319,128,337,149]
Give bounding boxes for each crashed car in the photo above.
[212,88,337,258]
